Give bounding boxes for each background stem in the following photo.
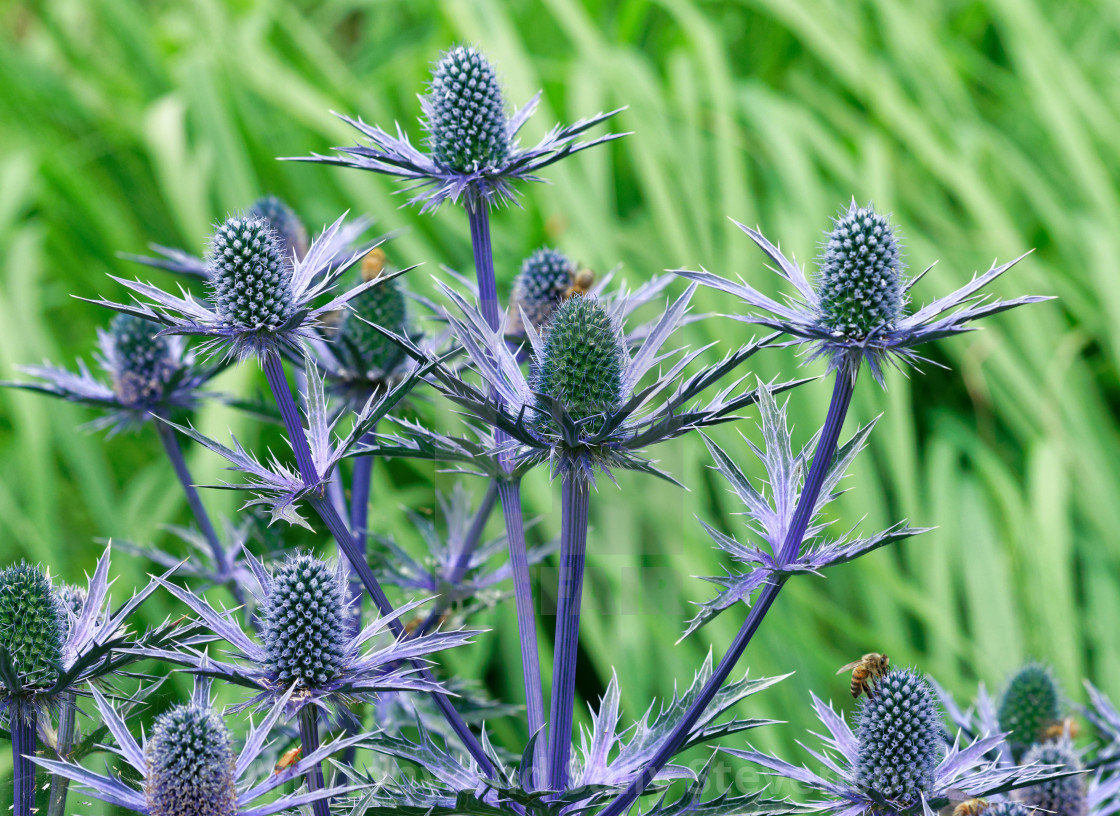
[46,692,76,816]
[297,706,331,816]
[348,432,376,637]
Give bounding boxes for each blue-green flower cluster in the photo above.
[107,314,178,407]
[999,664,1060,759]
[1019,739,1087,816]
[509,247,575,335]
[208,216,294,331]
[855,668,941,801]
[249,195,308,261]
[424,46,510,173]
[260,554,348,686]
[817,204,904,339]
[987,804,1031,816]
[532,296,625,438]
[339,251,408,375]
[0,563,64,689]
[144,703,238,816]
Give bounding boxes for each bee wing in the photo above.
[836,661,862,674]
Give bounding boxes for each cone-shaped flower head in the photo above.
[0,563,64,689]
[207,216,295,332]
[509,247,576,335]
[817,204,904,339]
[144,703,237,816]
[259,554,347,686]
[106,314,179,407]
[532,295,625,438]
[1019,739,1087,816]
[339,250,407,375]
[999,664,1061,759]
[855,668,942,802]
[424,46,510,174]
[248,195,309,261]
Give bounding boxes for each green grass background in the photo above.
[1,0,1117,810]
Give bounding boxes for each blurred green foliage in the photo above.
[1,0,1117,810]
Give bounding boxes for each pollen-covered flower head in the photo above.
[1020,739,1087,816]
[999,663,1060,759]
[249,195,309,261]
[508,247,577,336]
[338,251,408,376]
[855,668,942,802]
[207,215,295,332]
[423,46,510,174]
[531,295,625,439]
[106,313,179,407]
[817,204,904,339]
[259,554,348,687]
[145,703,237,816]
[0,563,64,690]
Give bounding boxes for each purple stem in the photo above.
[348,435,376,636]
[261,353,498,779]
[297,706,331,816]
[497,478,548,787]
[598,370,857,815]
[466,199,501,332]
[12,701,36,816]
[547,473,590,791]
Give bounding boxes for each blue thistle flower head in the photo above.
[144,703,237,816]
[1020,739,1087,816]
[509,247,576,336]
[106,314,179,408]
[259,554,348,687]
[855,668,942,802]
[424,46,511,174]
[207,215,295,332]
[339,250,408,376]
[817,204,904,338]
[987,804,1031,816]
[531,295,625,439]
[248,195,308,261]
[999,663,1061,758]
[0,563,64,691]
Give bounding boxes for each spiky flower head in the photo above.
[855,668,942,802]
[207,216,295,332]
[260,554,347,687]
[248,195,308,261]
[106,314,178,407]
[54,583,86,641]
[817,203,904,339]
[0,563,64,690]
[1019,740,1087,816]
[509,247,576,335]
[339,250,407,375]
[144,704,237,816]
[424,46,510,174]
[987,804,1031,816]
[999,664,1060,758]
[532,295,625,438]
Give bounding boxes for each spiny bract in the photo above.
[108,313,177,407]
[144,704,237,816]
[0,563,64,689]
[817,203,904,339]
[855,668,942,802]
[339,254,407,375]
[532,295,624,439]
[207,216,295,332]
[260,554,347,686]
[998,663,1060,758]
[510,247,575,334]
[1019,739,1087,816]
[249,195,309,261]
[424,46,510,173]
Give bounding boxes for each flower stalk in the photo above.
[298,706,331,816]
[46,692,76,816]
[467,199,501,332]
[349,432,376,634]
[12,702,36,816]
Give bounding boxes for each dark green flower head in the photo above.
[999,663,1060,758]
[532,295,625,438]
[207,216,295,332]
[855,668,942,802]
[1020,740,1087,816]
[509,247,575,335]
[145,704,237,816]
[817,202,904,339]
[339,250,407,375]
[0,563,64,689]
[108,314,178,407]
[260,554,347,686]
[249,195,309,261]
[424,46,510,173]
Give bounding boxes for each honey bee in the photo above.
[1041,717,1080,742]
[951,799,989,816]
[836,652,890,699]
[361,247,388,282]
[273,745,302,774]
[563,267,595,300]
